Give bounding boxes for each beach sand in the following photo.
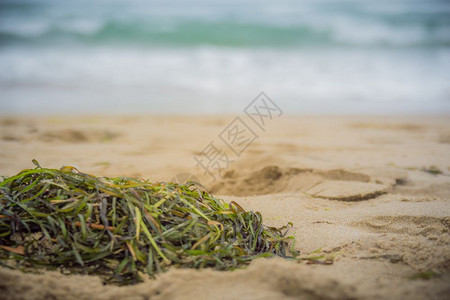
[0,115,449,299]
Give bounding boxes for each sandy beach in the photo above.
[0,115,449,299]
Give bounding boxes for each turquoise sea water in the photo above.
[1,0,450,114]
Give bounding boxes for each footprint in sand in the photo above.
[211,165,407,201]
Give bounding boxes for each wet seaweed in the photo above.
[0,160,296,285]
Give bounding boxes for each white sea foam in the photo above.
[1,46,449,114]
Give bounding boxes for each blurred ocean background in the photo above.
[1,0,449,114]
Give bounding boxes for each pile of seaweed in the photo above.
[0,161,295,285]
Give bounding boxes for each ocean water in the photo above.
[1,0,450,114]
